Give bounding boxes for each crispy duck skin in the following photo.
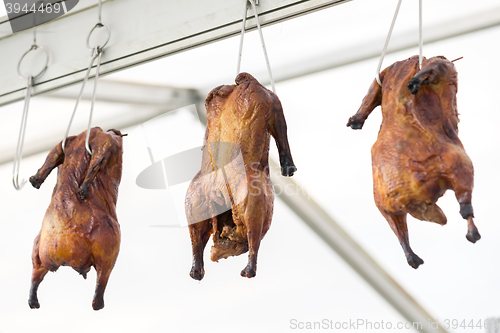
[185,72,296,280]
[347,55,479,269]
[28,127,124,310]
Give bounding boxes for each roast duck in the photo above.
[185,72,296,280]
[347,55,479,269]
[29,127,125,310]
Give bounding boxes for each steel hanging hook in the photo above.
[376,0,424,85]
[375,0,402,86]
[418,0,423,69]
[62,50,100,155]
[236,0,276,93]
[236,0,249,76]
[62,0,110,155]
[13,21,49,190]
[13,76,33,190]
[85,47,103,154]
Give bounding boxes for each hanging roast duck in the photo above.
[347,55,479,269]
[28,127,125,310]
[185,72,296,280]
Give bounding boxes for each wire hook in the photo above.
[236,0,276,93]
[13,22,49,190]
[376,0,424,86]
[62,49,101,155]
[85,48,103,154]
[418,0,423,69]
[62,0,109,155]
[375,0,402,86]
[13,76,33,190]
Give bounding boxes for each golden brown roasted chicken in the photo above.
[347,55,479,269]
[29,127,125,310]
[185,72,296,280]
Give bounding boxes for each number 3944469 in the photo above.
[5,2,62,14]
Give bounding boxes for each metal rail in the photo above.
[0,0,350,106]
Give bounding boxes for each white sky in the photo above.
[0,1,500,333]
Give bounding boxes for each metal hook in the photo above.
[17,45,49,80]
[376,0,402,86]
[62,48,103,155]
[236,0,276,93]
[13,76,33,190]
[418,0,423,69]
[85,48,103,154]
[63,1,109,155]
[13,23,49,190]
[18,9,50,81]
[86,22,111,51]
[376,0,424,85]
[236,0,249,76]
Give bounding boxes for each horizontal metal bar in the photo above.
[0,0,350,107]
